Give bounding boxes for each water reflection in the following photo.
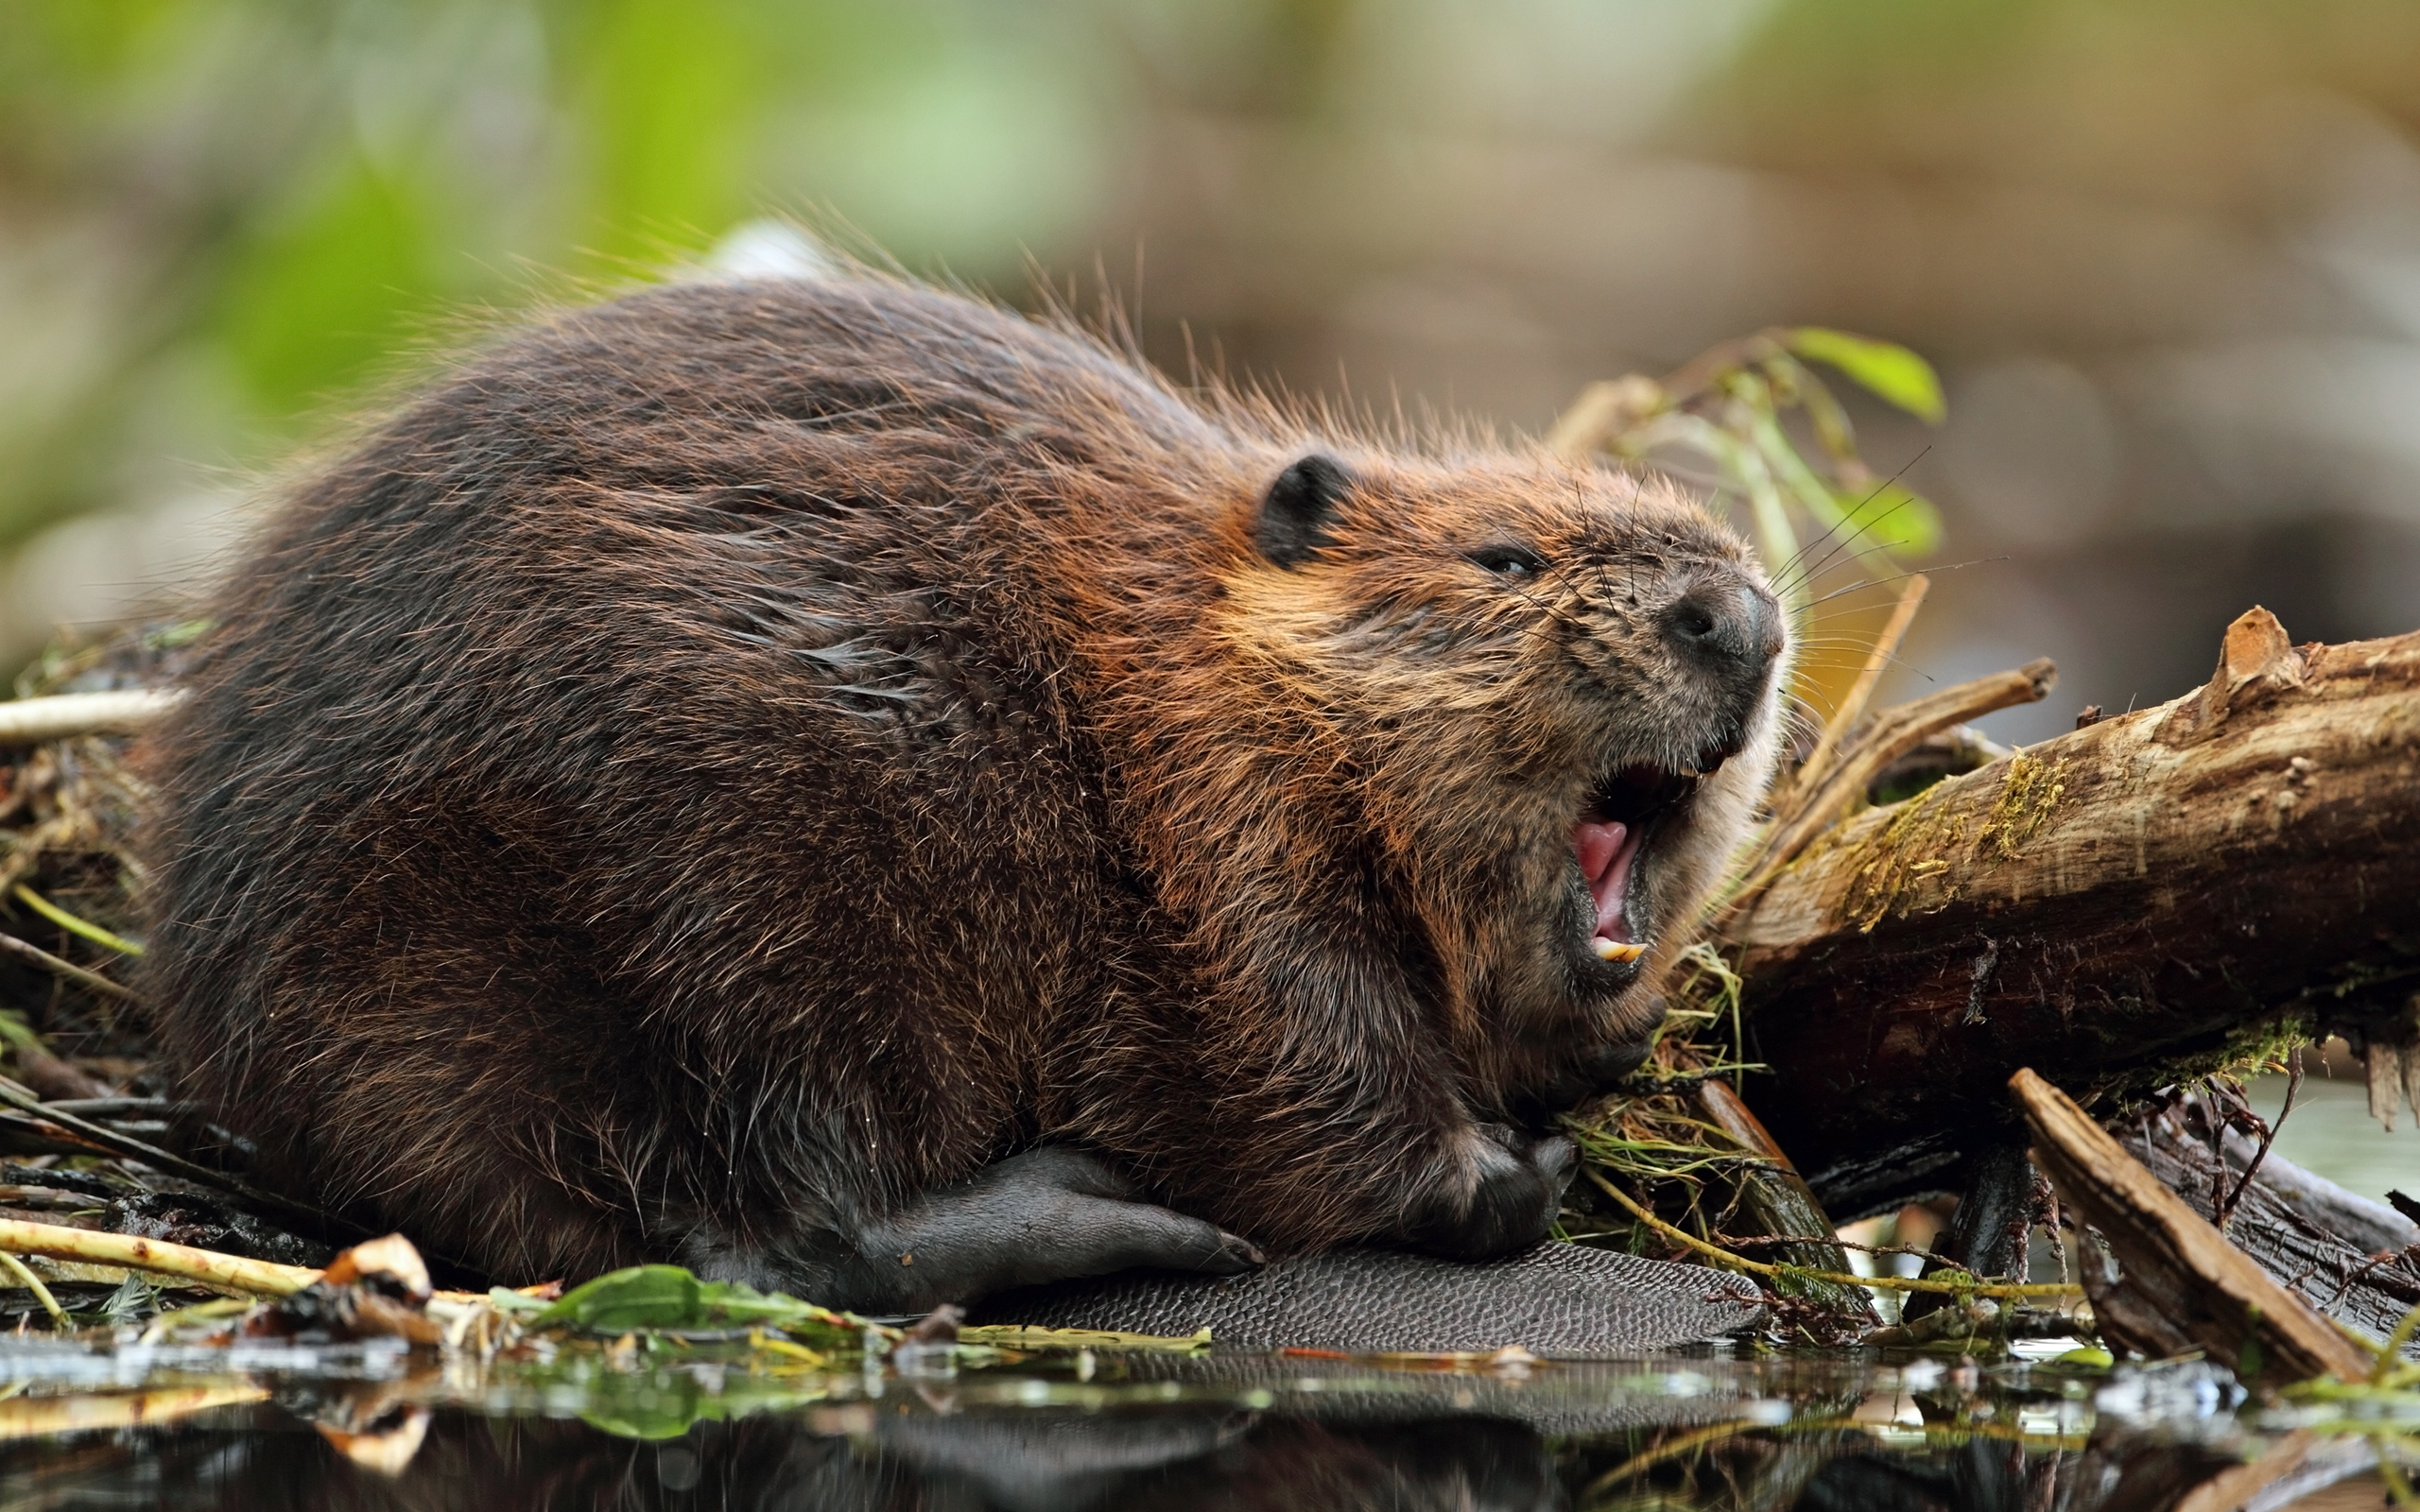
[0,1346,2384,1509]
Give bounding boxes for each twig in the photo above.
[1715,1231,1963,1269]
[0,690,181,747]
[0,1385,269,1441]
[1586,1169,2082,1299]
[1708,657,2057,937]
[0,1250,66,1328]
[2331,1250,2408,1311]
[1785,573,1930,809]
[0,1074,368,1246]
[1763,658,2057,877]
[0,930,137,1002]
[1545,375,1664,458]
[0,1216,319,1297]
[2221,1048,2301,1234]
[1693,1076,1874,1317]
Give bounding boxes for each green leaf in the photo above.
[534,1265,704,1332]
[1786,329,1945,424]
[531,1264,882,1347]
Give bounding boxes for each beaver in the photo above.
[142,269,1787,1311]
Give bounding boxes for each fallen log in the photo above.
[1724,610,2420,1211]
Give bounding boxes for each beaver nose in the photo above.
[1663,578,1782,679]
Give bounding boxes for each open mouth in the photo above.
[1571,760,1718,965]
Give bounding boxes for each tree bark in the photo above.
[1721,611,2420,1208]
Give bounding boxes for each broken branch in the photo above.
[2014,1067,2374,1387]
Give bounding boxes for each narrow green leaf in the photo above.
[1786,329,1945,424]
[10,885,144,955]
[1752,412,1849,536]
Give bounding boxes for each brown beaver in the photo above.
[142,270,1787,1310]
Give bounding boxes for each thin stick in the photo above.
[1586,1169,2082,1300]
[0,1074,368,1245]
[0,1250,66,1328]
[1545,376,1663,458]
[0,1216,320,1297]
[1715,1232,1962,1269]
[1787,574,1929,810]
[2221,1049,2301,1234]
[0,689,181,747]
[0,930,137,1002]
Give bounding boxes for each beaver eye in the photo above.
[1471,546,1545,577]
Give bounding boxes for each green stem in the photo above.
[0,1249,67,1329]
[1586,1169,2083,1301]
[10,885,145,956]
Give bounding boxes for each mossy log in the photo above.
[1725,610,2420,1211]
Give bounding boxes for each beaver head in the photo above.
[1203,447,1788,1111]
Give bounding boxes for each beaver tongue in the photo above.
[1573,819,1636,943]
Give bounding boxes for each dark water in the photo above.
[0,1333,2398,1511]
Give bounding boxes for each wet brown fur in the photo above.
[141,272,1786,1285]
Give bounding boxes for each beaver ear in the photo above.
[1254,454,1354,568]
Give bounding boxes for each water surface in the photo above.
[0,1331,2399,1509]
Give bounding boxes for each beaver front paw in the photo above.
[1397,1125,1577,1262]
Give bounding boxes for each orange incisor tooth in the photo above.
[1593,939,1648,963]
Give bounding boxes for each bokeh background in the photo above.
[9,0,2420,742]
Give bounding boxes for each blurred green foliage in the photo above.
[0,0,1180,555]
[11,0,2419,621]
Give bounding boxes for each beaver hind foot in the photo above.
[682,1147,1263,1315]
